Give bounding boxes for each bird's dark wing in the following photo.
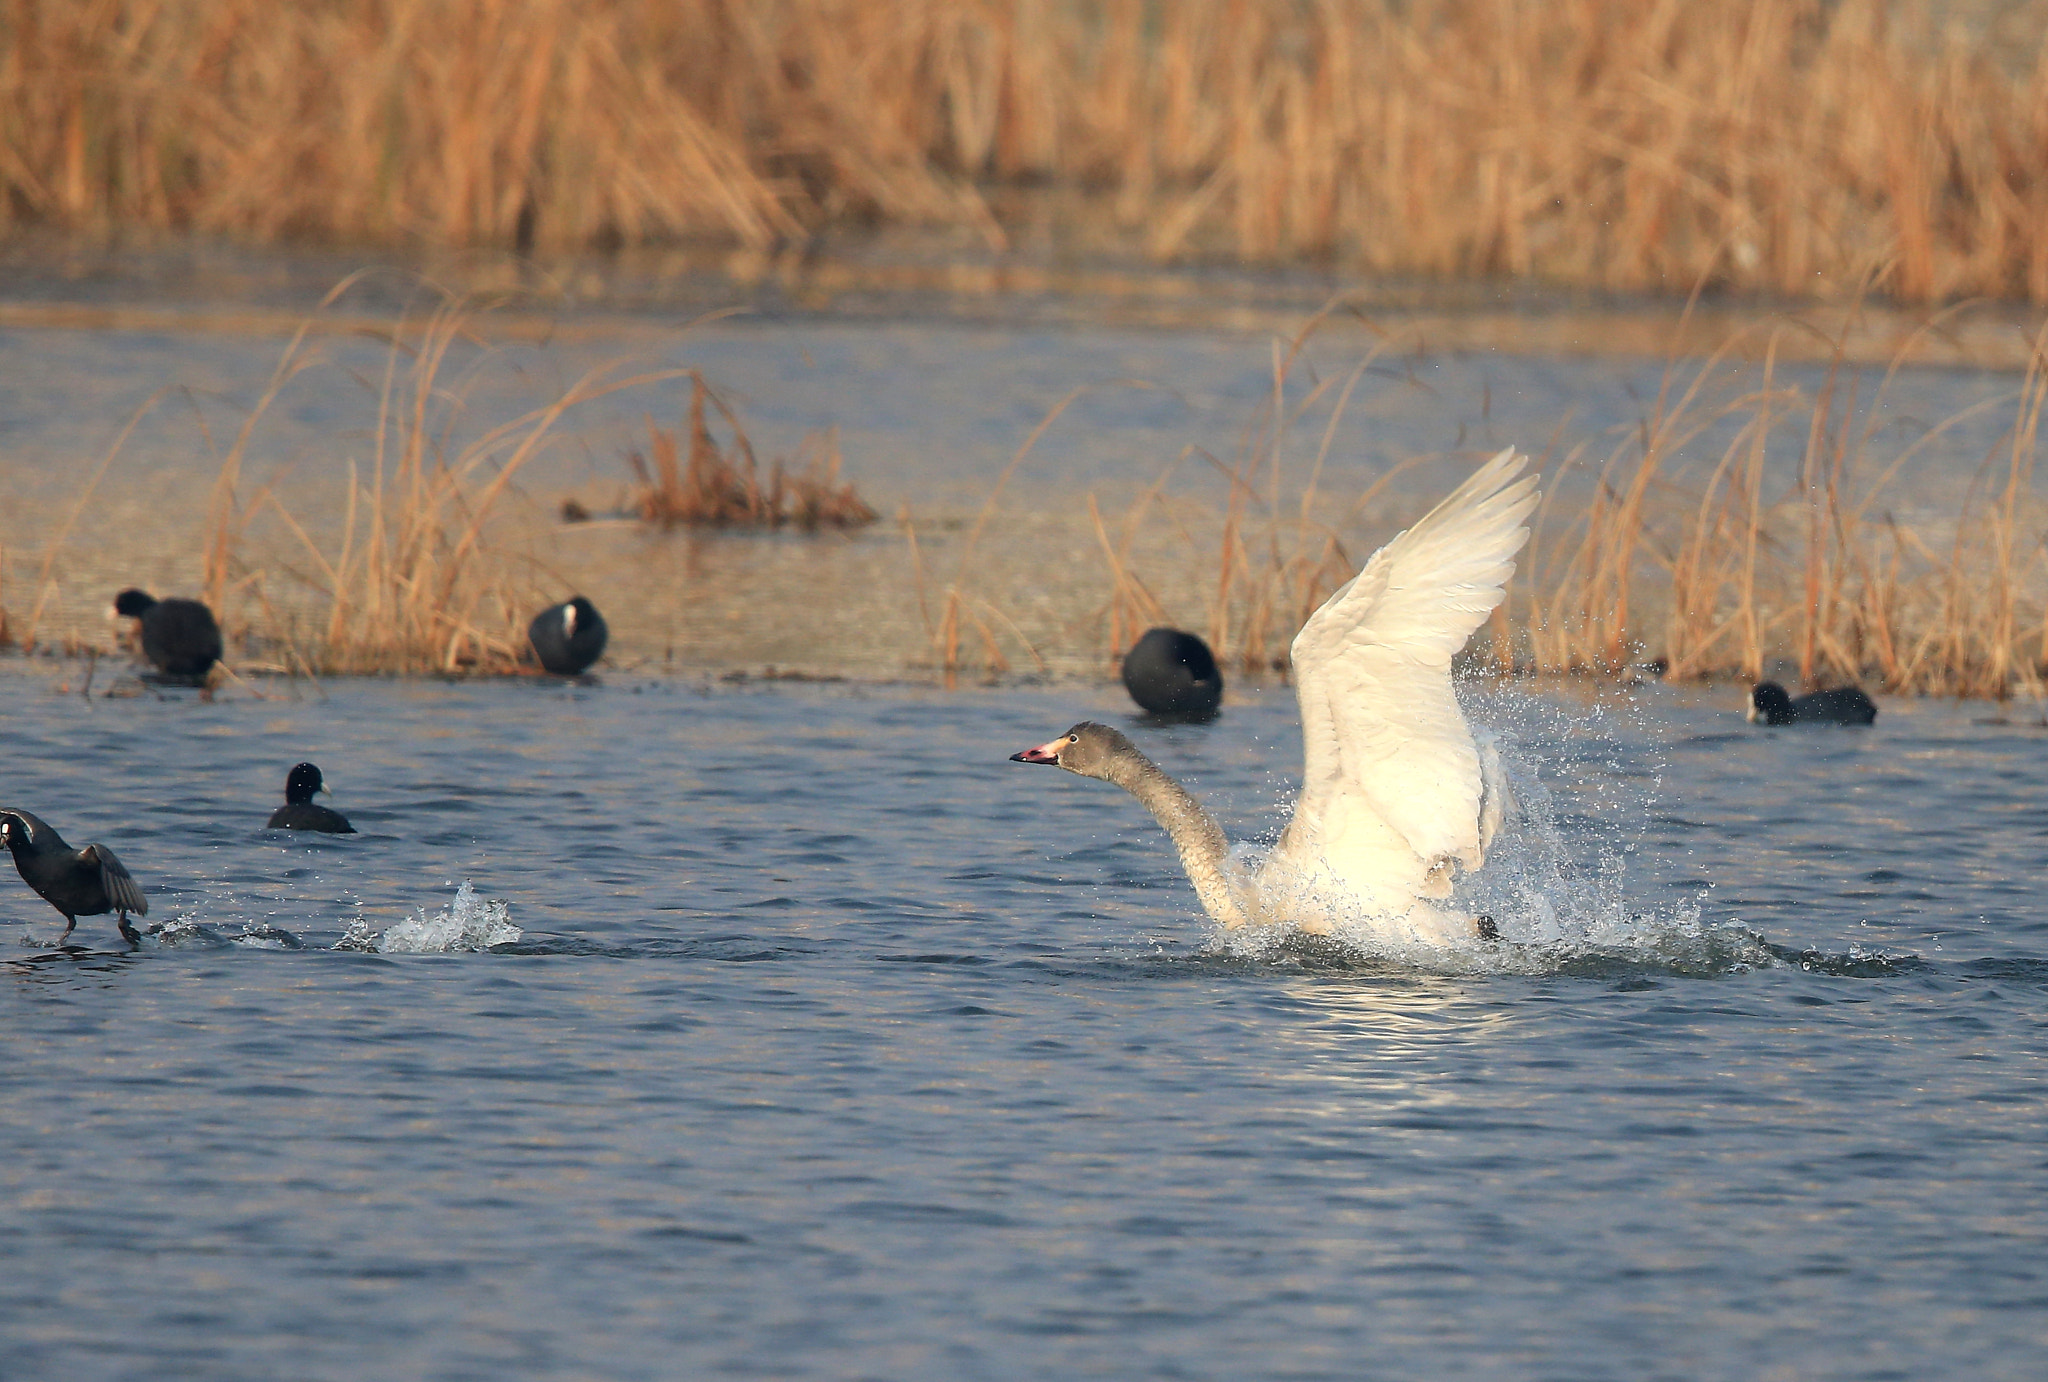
[83,844,147,916]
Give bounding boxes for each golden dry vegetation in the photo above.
[8,288,2048,697]
[1067,305,2048,702]
[0,290,885,680]
[196,301,691,676]
[1537,323,2048,701]
[0,295,691,678]
[9,0,2048,303]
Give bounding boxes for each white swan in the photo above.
[1012,447,1538,945]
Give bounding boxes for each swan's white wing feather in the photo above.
[1280,449,1537,896]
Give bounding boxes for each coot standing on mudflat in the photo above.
[0,809,148,945]
[1120,627,1223,720]
[1747,681,1878,726]
[112,588,223,680]
[529,596,608,676]
[266,763,356,834]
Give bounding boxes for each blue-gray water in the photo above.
[2,669,2043,1380]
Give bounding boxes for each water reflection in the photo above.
[4,945,145,986]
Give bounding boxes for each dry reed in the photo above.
[1092,308,2048,702]
[196,293,689,675]
[1089,311,1436,677]
[909,381,1158,684]
[11,1,2048,304]
[626,375,876,531]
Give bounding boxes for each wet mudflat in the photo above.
[1,304,2028,679]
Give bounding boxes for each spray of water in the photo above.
[1210,682,1767,975]
[336,881,521,953]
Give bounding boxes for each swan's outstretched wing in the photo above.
[1279,449,1537,896]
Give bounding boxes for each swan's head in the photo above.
[1010,722,1136,780]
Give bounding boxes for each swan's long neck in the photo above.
[1104,749,1252,929]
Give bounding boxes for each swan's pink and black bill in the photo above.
[1010,737,1066,764]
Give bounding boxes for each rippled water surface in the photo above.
[2,668,2044,1380]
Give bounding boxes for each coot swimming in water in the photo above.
[112,588,223,680]
[0,809,148,945]
[1747,681,1878,726]
[266,763,356,834]
[1120,627,1223,720]
[529,596,608,676]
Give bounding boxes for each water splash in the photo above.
[336,881,521,953]
[132,918,309,949]
[230,923,306,950]
[1209,682,1756,975]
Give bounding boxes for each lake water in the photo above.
[2,666,2044,1380]
[4,248,2047,1376]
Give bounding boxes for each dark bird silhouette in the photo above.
[266,763,355,834]
[112,588,223,681]
[0,809,147,946]
[1747,681,1878,726]
[1120,627,1223,721]
[528,596,608,675]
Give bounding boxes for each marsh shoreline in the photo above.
[9,234,2048,370]
[9,239,2048,696]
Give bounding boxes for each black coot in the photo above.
[0,809,147,945]
[1747,681,1878,726]
[113,588,223,680]
[266,763,356,834]
[529,596,608,676]
[1121,627,1223,721]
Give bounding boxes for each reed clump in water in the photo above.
[627,376,877,531]
[10,0,2048,305]
[1094,311,2048,701]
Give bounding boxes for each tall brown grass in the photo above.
[11,1,2048,304]
[907,385,1116,685]
[1501,301,2048,699]
[11,389,168,654]
[1087,307,2048,701]
[195,293,688,675]
[1095,330,1442,675]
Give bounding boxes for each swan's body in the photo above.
[1013,449,1538,945]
